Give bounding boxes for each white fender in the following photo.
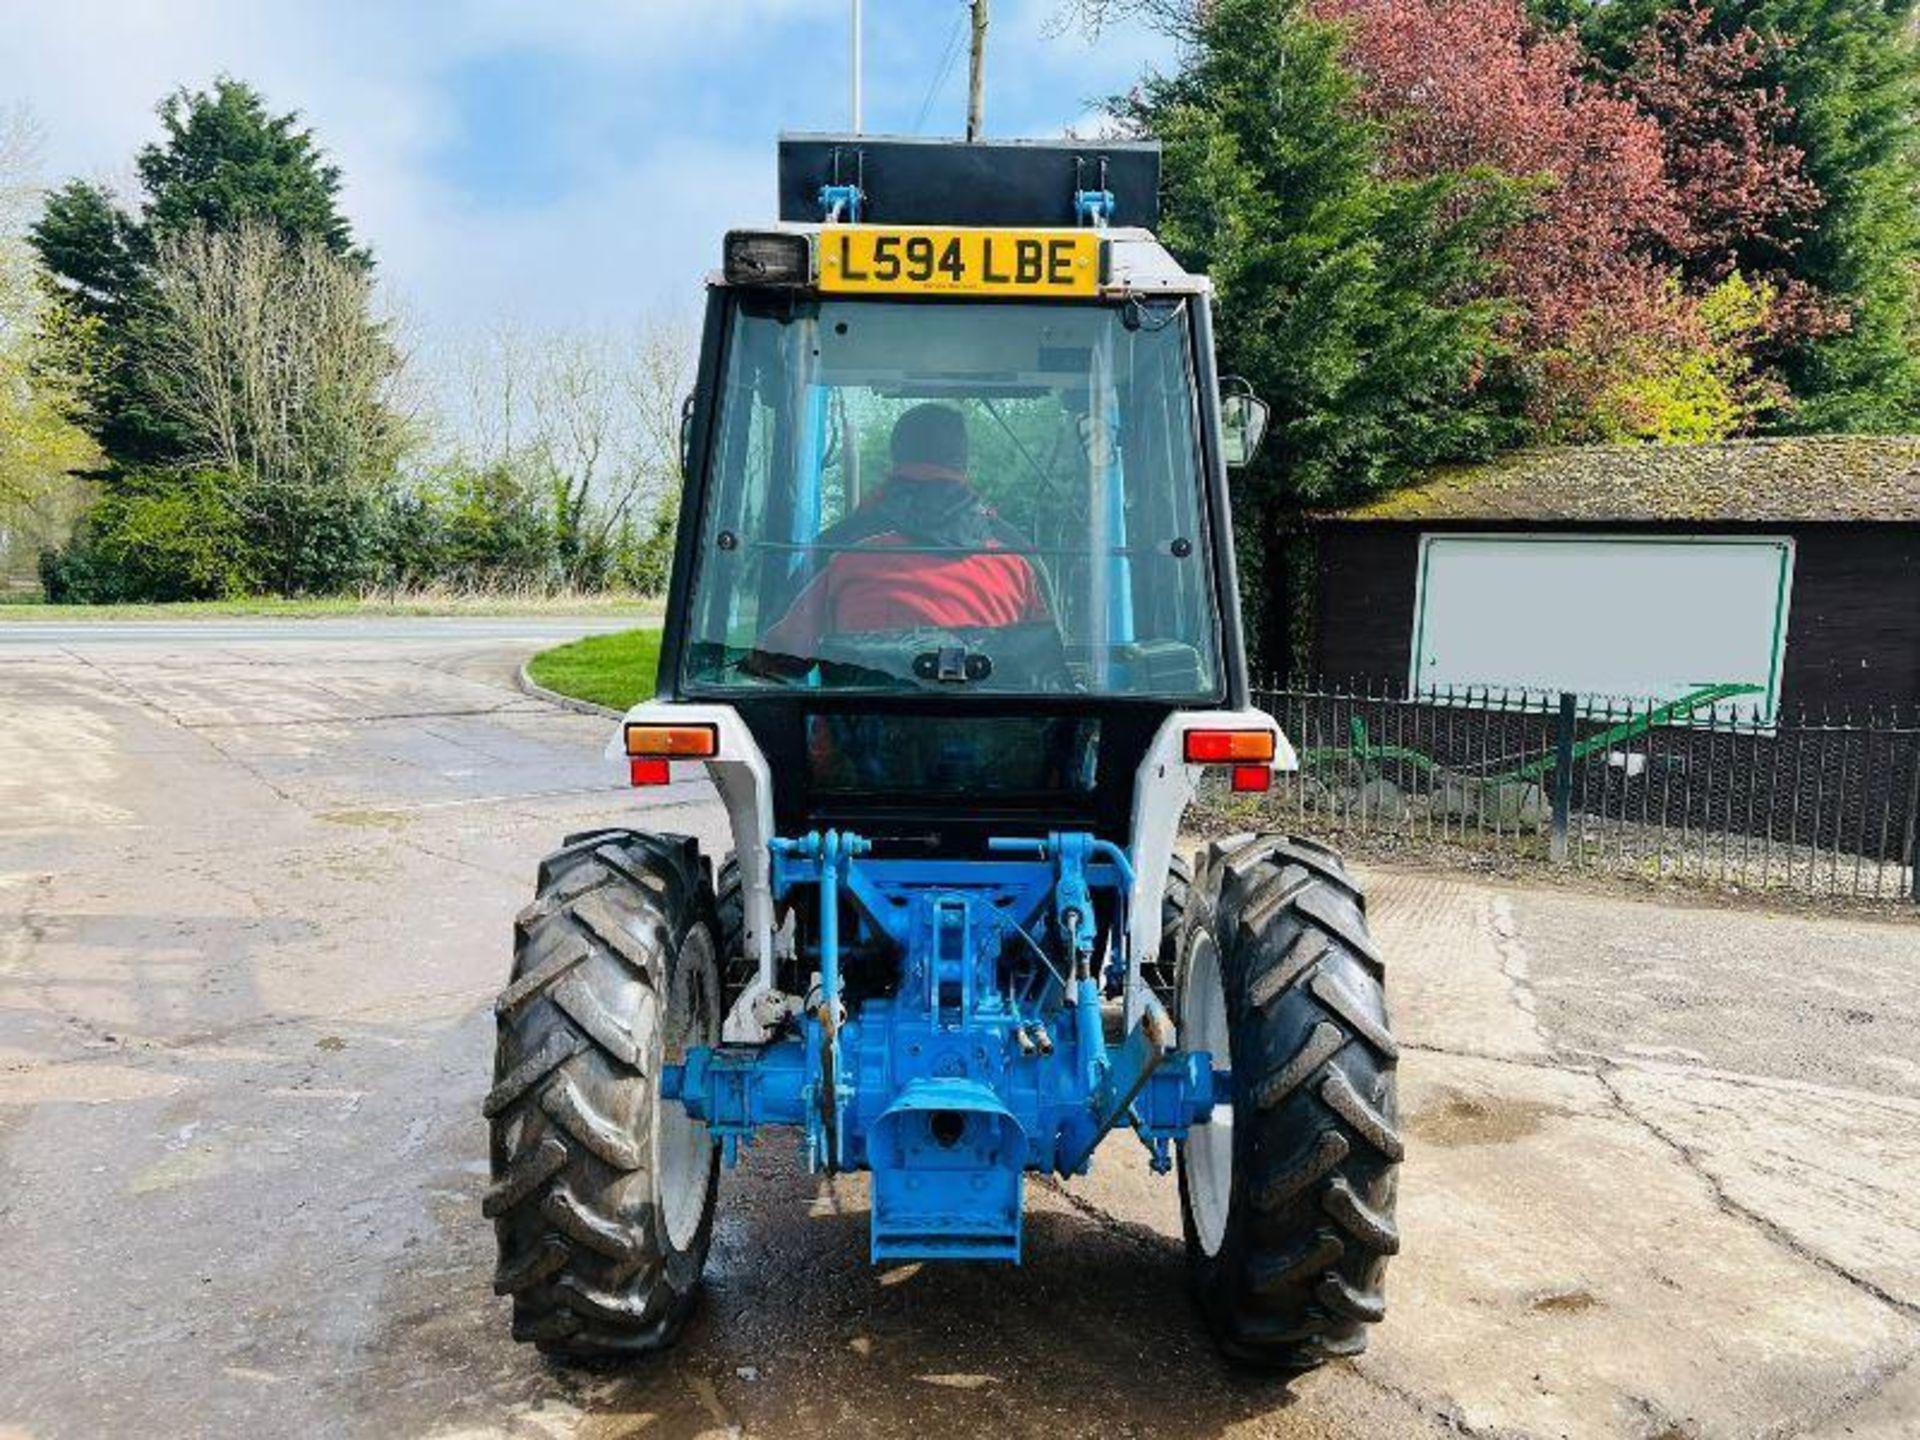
[611,701,785,1042]
[1124,710,1298,1033]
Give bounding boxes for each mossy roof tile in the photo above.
[1332,437,1920,524]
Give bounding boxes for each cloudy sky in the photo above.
[5,1,1174,345]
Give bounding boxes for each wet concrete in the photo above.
[1,621,1916,1438]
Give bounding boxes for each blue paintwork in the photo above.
[1074,188,1116,227]
[818,182,866,222]
[668,829,1222,1262]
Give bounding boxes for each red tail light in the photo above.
[628,757,671,787]
[1184,729,1277,764]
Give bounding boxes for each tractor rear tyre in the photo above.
[716,852,749,998]
[1145,852,1192,1007]
[1175,834,1400,1373]
[484,829,722,1360]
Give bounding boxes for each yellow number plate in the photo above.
[818,228,1102,297]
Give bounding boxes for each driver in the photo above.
[759,403,1048,657]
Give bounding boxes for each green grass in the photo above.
[0,592,664,621]
[526,627,663,711]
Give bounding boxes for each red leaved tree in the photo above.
[1619,3,1839,347]
[1320,0,1680,355]
[1317,0,1833,433]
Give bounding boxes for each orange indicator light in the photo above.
[1183,729,1277,764]
[624,724,719,759]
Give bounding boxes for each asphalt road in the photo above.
[1,621,1916,1439]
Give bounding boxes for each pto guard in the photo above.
[868,1078,1027,1262]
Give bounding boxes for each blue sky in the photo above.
[4,2,1175,346]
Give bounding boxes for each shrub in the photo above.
[41,469,252,601]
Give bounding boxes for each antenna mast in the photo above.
[851,0,864,132]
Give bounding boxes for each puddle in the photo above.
[319,809,413,830]
[1530,1285,1600,1314]
[1406,1088,1565,1147]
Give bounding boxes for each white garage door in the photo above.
[1410,534,1794,720]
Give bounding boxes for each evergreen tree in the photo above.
[28,181,142,322]
[137,79,364,262]
[1122,0,1528,663]
[28,80,395,598]
[29,77,368,468]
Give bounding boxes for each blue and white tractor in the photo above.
[484,136,1400,1372]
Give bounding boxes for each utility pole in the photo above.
[851,0,864,132]
[966,0,989,142]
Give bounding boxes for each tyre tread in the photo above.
[486,828,718,1362]
[1178,832,1399,1374]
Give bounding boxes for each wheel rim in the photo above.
[1182,929,1232,1258]
[657,926,718,1253]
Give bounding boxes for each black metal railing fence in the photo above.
[1243,680,1920,906]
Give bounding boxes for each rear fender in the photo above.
[613,700,782,1041]
[1124,709,1296,1033]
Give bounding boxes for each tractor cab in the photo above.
[653,139,1271,853]
[486,137,1398,1374]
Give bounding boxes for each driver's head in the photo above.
[890,403,969,484]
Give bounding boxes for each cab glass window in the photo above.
[683,297,1222,700]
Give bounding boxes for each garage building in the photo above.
[1309,436,1920,720]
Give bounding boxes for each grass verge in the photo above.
[0,592,664,621]
[525,627,662,711]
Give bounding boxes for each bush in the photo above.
[374,464,557,593]
[242,478,390,596]
[41,470,253,602]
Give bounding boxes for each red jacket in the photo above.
[761,478,1047,654]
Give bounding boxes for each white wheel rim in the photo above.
[1183,929,1233,1258]
[657,927,717,1253]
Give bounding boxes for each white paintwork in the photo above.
[615,700,1298,1045]
[1180,927,1232,1256]
[1124,709,1296,1032]
[616,700,786,1043]
[1411,533,1795,721]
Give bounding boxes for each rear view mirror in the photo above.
[1219,378,1270,468]
[678,394,695,477]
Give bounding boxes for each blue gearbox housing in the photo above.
[663,830,1227,1262]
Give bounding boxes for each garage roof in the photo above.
[1336,436,1920,524]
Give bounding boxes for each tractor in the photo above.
[484,135,1400,1371]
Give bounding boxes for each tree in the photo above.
[1324,0,1681,359]
[446,318,693,589]
[138,79,364,263]
[1,108,100,517]
[29,78,368,471]
[26,181,143,323]
[1121,0,1529,663]
[1573,271,1789,439]
[136,222,405,592]
[1576,0,1920,429]
[1322,0,1841,435]
[1619,4,1823,281]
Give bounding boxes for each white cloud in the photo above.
[0,0,1175,372]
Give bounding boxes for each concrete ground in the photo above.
[0,619,1915,1440]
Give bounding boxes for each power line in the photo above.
[912,9,969,135]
